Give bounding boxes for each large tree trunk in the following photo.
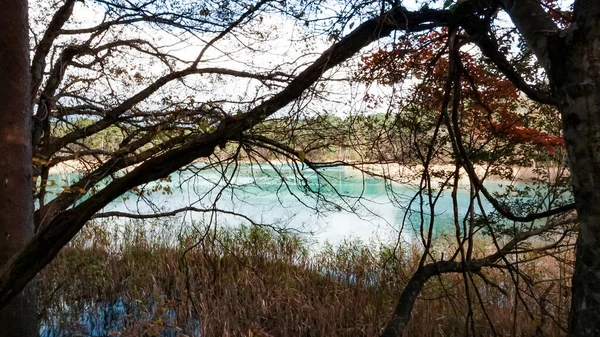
[497,1,600,335]
[0,0,37,336]
[552,14,600,337]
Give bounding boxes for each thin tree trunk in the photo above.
[0,0,37,336]
[380,267,431,337]
[380,263,455,337]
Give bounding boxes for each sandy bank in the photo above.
[49,159,568,185]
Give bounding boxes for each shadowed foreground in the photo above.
[38,221,572,337]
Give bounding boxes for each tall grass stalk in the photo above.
[38,219,572,337]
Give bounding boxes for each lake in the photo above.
[48,163,506,245]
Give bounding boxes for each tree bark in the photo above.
[379,261,468,337]
[0,0,37,336]
[553,14,600,337]
[379,266,433,337]
[493,1,600,334]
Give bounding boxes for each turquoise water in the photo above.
[47,163,502,245]
[40,164,565,337]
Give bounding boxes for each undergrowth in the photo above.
[37,220,572,337]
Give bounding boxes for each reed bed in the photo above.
[37,220,572,337]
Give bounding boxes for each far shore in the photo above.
[352,162,568,184]
[48,159,568,184]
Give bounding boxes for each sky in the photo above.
[31,0,409,120]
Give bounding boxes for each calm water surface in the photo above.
[47,163,508,245]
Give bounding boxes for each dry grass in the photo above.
[37,220,572,337]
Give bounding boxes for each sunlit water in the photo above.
[47,163,505,246]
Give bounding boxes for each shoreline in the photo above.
[48,159,568,184]
[352,162,568,184]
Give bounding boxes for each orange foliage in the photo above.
[357,29,563,154]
